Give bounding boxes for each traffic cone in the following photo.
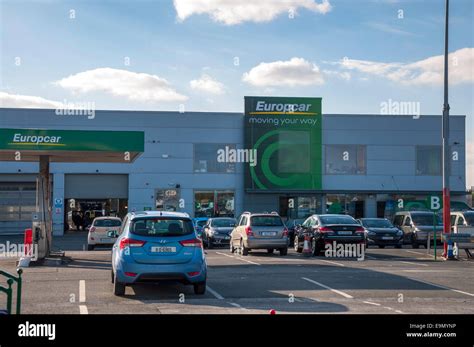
[303,234,312,257]
[269,309,276,315]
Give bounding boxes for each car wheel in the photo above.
[411,234,419,249]
[312,239,320,256]
[395,244,402,249]
[87,244,94,251]
[279,248,288,256]
[240,240,249,256]
[267,249,274,254]
[207,237,213,249]
[194,282,206,295]
[111,270,115,283]
[230,241,236,254]
[113,279,126,296]
[378,245,385,249]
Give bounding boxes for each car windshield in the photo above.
[320,216,357,225]
[211,219,236,227]
[463,213,474,226]
[131,218,194,237]
[251,216,283,227]
[361,219,393,228]
[93,219,121,227]
[412,214,441,226]
[288,219,305,226]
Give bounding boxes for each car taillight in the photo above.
[119,238,146,250]
[282,228,288,237]
[180,239,202,247]
[319,227,333,232]
[355,227,365,233]
[89,227,96,233]
[245,226,253,236]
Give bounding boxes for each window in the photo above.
[416,146,441,175]
[194,144,236,173]
[325,145,366,175]
[194,190,235,217]
[250,216,283,227]
[130,217,194,237]
[393,215,404,227]
[155,189,180,211]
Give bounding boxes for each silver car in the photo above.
[230,212,289,256]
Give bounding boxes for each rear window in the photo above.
[250,216,283,227]
[464,213,474,226]
[93,219,121,227]
[211,219,236,227]
[361,219,393,228]
[320,216,357,225]
[131,218,194,237]
[412,214,441,226]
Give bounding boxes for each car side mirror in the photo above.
[107,230,118,238]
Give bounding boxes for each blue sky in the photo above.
[0,0,473,182]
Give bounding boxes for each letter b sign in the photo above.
[430,196,441,211]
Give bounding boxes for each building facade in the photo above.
[0,107,467,236]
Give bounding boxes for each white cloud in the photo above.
[322,69,351,81]
[0,92,63,109]
[242,57,325,87]
[55,68,188,102]
[337,47,474,86]
[190,74,225,94]
[173,0,331,25]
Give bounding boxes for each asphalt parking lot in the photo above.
[1,232,473,315]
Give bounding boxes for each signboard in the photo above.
[0,129,144,152]
[244,96,322,191]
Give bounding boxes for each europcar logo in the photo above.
[11,133,64,146]
[253,101,316,114]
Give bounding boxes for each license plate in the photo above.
[382,236,393,240]
[100,238,112,242]
[338,231,352,235]
[151,246,177,253]
[262,232,277,236]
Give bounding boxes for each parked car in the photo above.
[450,211,474,250]
[358,218,403,249]
[230,212,288,256]
[87,216,122,250]
[192,217,209,237]
[294,214,365,256]
[110,211,207,296]
[392,211,443,248]
[285,218,305,247]
[202,217,236,249]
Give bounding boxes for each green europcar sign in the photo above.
[244,96,322,191]
[0,128,144,152]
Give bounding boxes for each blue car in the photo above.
[192,217,209,237]
[110,211,207,296]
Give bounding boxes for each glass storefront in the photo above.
[194,190,234,217]
[279,196,322,219]
[326,194,365,219]
[155,188,180,211]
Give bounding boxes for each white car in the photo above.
[87,217,122,250]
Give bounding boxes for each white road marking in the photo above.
[407,277,474,297]
[395,310,404,314]
[228,302,247,311]
[215,251,260,265]
[302,277,353,299]
[405,250,435,259]
[215,252,235,259]
[365,255,377,260]
[79,280,86,303]
[317,259,345,267]
[206,286,224,300]
[238,258,261,265]
[363,301,381,306]
[400,261,429,267]
[79,305,88,314]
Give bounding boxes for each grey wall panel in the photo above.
[64,174,128,199]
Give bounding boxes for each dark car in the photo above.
[202,217,237,248]
[358,218,403,249]
[294,214,365,256]
[285,218,305,247]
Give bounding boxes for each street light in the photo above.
[442,0,453,259]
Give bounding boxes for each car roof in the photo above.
[360,218,388,220]
[314,214,355,218]
[130,211,190,220]
[93,216,121,220]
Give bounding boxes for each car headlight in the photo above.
[367,231,377,236]
[397,230,403,236]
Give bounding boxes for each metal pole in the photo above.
[442,0,451,259]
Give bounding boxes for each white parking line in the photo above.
[317,259,345,267]
[405,250,435,259]
[79,305,88,314]
[407,277,474,297]
[229,302,247,311]
[79,280,86,303]
[302,277,353,299]
[206,286,224,300]
[364,255,377,260]
[363,301,381,306]
[400,261,429,267]
[215,252,235,259]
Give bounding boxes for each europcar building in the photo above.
[0,96,468,235]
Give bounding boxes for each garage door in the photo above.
[0,182,36,235]
[64,174,128,199]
